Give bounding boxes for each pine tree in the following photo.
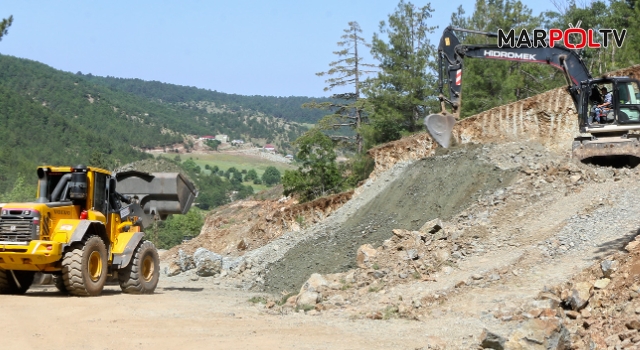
[306,21,376,153]
[365,0,439,144]
[452,0,566,117]
[0,15,12,42]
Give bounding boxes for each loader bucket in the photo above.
[115,171,198,227]
[424,113,456,148]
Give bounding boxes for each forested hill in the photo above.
[81,75,332,124]
[0,54,322,195]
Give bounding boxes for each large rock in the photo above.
[193,248,222,277]
[600,260,618,278]
[392,228,410,238]
[433,249,450,263]
[167,262,182,276]
[567,282,592,311]
[356,244,377,268]
[593,278,610,289]
[480,329,507,349]
[299,273,328,294]
[296,291,321,306]
[419,218,443,235]
[505,319,570,349]
[178,249,195,271]
[222,256,245,271]
[536,292,562,309]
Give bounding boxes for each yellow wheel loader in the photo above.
[0,165,197,296]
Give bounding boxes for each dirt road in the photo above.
[1,279,434,350]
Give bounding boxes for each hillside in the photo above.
[81,74,333,124]
[0,54,323,195]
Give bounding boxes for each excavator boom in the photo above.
[426,26,591,148]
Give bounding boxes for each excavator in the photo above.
[425,26,640,162]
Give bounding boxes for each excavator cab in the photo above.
[581,78,640,128]
[615,80,640,124]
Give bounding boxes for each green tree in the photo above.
[182,158,200,173]
[307,21,376,153]
[452,0,565,117]
[205,139,221,151]
[89,150,110,169]
[232,171,243,184]
[156,209,204,249]
[365,0,438,145]
[0,15,13,42]
[282,129,342,202]
[546,0,640,74]
[244,169,258,182]
[0,175,35,203]
[261,166,282,186]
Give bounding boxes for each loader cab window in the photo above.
[42,173,64,202]
[93,172,108,215]
[617,81,640,124]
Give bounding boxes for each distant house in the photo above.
[215,135,229,143]
[199,135,215,140]
[263,144,276,152]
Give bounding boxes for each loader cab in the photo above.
[36,165,112,219]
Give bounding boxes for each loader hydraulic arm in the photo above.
[437,26,591,116]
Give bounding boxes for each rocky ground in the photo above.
[159,138,640,349]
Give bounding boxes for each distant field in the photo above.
[158,151,295,192]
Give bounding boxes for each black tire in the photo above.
[62,235,108,296]
[53,275,68,294]
[118,240,160,294]
[0,269,35,294]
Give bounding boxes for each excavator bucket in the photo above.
[115,171,198,228]
[424,113,456,148]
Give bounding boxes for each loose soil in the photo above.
[262,145,517,293]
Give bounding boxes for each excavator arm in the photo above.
[426,26,592,147]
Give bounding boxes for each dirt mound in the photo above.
[162,190,352,260]
[261,145,517,293]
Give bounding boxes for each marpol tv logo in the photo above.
[498,23,627,49]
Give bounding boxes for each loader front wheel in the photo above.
[0,269,34,294]
[118,240,159,294]
[62,235,107,296]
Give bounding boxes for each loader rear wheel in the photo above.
[118,240,159,294]
[53,275,68,294]
[62,235,107,296]
[0,269,35,294]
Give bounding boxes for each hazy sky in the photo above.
[0,1,556,97]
